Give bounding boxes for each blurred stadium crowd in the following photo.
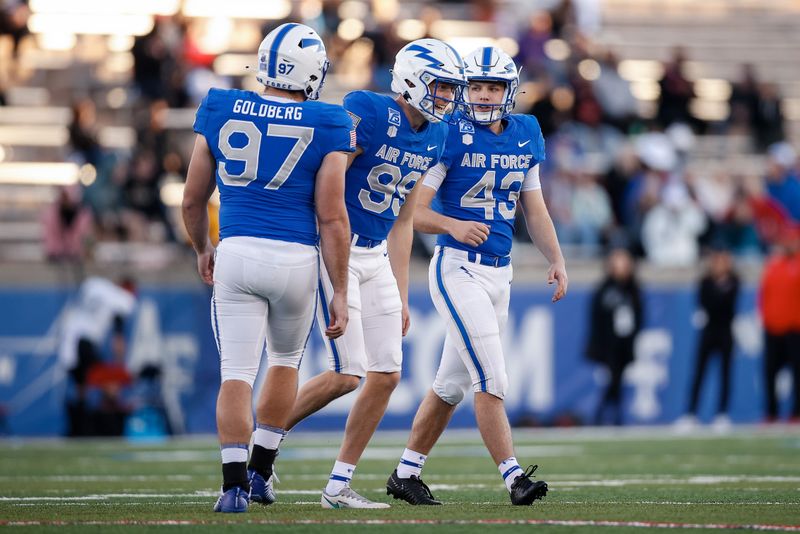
[0,0,798,272]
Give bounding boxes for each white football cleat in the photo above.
[320,486,390,509]
[673,414,699,434]
[711,414,732,434]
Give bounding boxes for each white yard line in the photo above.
[1,518,799,530]
[4,489,798,507]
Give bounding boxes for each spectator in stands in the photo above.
[759,225,800,423]
[680,245,740,430]
[550,0,577,39]
[623,131,677,256]
[363,19,406,92]
[741,170,792,248]
[0,0,29,61]
[642,182,707,266]
[727,64,760,137]
[556,76,625,175]
[58,276,137,436]
[718,179,763,257]
[67,98,102,166]
[692,169,736,237]
[604,143,641,228]
[135,99,170,177]
[515,11,553,81]
[42,185,94,279]
[592,51,638,132]
[586,247,643,425]
[753,83,785,152]
[545,167,575,252]
[656,47,695,130]
[526,77,572,138]
[121,149,171,242]
[132,18,172,101]
[562,171,614,256]
[764,142,800,222]
[469,0,500,23]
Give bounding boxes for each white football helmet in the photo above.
[391,38,467,123]
[462,46,519,124]
[255,23,329,101]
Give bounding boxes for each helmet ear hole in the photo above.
[405,79,416,89]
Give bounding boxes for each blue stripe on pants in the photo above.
[211,286,221,354]
[435,249,487,392]
[317,279,342,373]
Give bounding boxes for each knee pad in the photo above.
[434,378,469,406]
[268,350,303,370]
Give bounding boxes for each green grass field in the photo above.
[1,427,799,532]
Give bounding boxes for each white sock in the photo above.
[220,443,248,464]
[325,460,356,495]
[396,448,427,479]
[499,456,522,492]
[253,424,284,450]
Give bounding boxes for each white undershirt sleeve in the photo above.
[422,162,448,191]
[520,164,541,191]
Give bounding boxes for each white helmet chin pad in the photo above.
[462,46,520,124]
[256,23,329,101]
[391,38,467,123]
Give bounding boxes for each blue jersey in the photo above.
[193,88,355,245]
[343,91,448,241]
[435,114,546,258]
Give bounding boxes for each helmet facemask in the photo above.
[461,46,520,125]
[463,77,518,124]
[414,73,466,123]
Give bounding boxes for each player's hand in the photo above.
[547,261,568,302]
[196,245,215,285]
[401,302,411,336]
[326,292,349,339]
[450,220,490,247]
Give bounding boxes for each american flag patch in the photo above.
[347,110,361,128]
[349,128,357,148]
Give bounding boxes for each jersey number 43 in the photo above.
[460,170,524,220]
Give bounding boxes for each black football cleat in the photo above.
[510,464,548,505]
[386,469,442,505]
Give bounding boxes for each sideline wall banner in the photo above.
[0,284,782,436]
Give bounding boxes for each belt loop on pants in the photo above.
[466,250,511,267]
[351,232,384,249]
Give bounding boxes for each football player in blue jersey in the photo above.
[181,23,354,513]
[386,46,568,506]
[278,38,467,509]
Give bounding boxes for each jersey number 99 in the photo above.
[358,163,420,216]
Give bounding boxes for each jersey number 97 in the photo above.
[216,118,313,190]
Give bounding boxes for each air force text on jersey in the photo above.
[374,143,433,172]
[460,152,534,170]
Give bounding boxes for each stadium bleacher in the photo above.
[0,0,796,277]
